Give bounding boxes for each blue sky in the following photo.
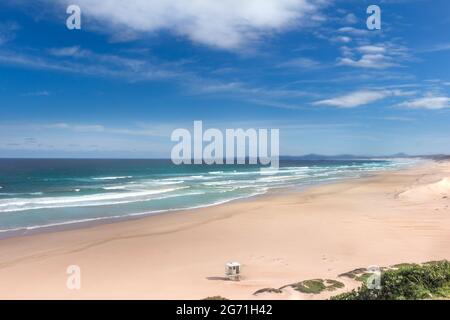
[0,0,449,158]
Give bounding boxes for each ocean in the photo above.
[0,158,417,235]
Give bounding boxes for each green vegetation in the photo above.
[338,268,367,280]
[332,260,450,300]
[253,288,282,295]
[326,279,346,290]
[291,279,327,294]
[355,272,372,283]
[254,279,344,295]
[284,279,345,294]
[391,263,415,269]
[202,296,229,300]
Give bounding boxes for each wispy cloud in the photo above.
[0,45,184,81]
[43,122,172,137]
[195,80,310,98]
[0,21,19,45]
[314,89,407,108]
[337,27,371,37]
[48,46,89,57]
[278,57,322,69]
[337,44,409,69]
[329,19,413,71]
[398,96,450,110]
[192,80,313,109]
[376,116,415,122]
[420,43,450,53]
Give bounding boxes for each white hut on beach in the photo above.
[225,262,241,281]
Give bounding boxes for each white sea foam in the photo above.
[0,189,267,234]
[102,186,127,190]
[202,180,239,186]
[0,187,188,213]
[219,170,261,175]
[164,175,206,181]
[92,176,133,180]
[258,175,306,183]
[155,180,185,185]
[0,192,44,196]
[140,180,186,186]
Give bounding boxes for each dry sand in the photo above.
[0,160,449,300]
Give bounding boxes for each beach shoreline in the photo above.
[0,160,449,299]
[0,160,418,241]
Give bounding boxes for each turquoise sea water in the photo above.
[0,158,417,234]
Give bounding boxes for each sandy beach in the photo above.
[0,160,449,300]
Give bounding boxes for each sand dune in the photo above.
[399,177,450,203]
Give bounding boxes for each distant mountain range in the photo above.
[280,153,450,160]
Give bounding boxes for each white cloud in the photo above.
[338,54,395,69]
[59,0,324,50]
[398,96,450,110]
[48,46,88,57]
[337,44,408,69]
[337,27,370,36]
[314,90,406,108]
[278,57,321,69]
[357,45,386,54]
[343,13,357,25]
[333,36,352,43]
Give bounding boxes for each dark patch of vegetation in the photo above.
[338,268,367,279]
[325,279,345,290]
[424,260,444,266]
[202,296,229,300]
[355,272,372,283]
[340,267,388,283]
[253,287,283,295]
[292,279,327,294]
[331,260,450,300]
[283,279,345,294]
[391,263,416,269]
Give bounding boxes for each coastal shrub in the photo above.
[285,279,344,294]
[331,260,450,300]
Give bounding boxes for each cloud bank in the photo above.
[59,0,324,50]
